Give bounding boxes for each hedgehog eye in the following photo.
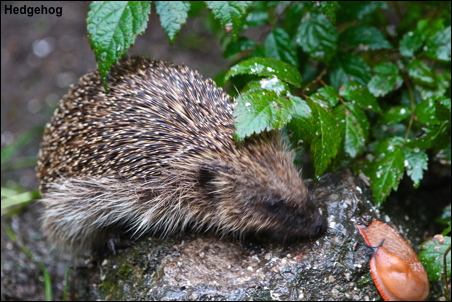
[198,164,216,187]
[198,161,233,193]
[267,199,285,211]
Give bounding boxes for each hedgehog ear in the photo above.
[198,160,232,189]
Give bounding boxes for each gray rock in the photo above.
[66,168,425,300]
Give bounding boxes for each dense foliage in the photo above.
[87,1,450,207]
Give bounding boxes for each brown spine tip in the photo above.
[356,218,429,301]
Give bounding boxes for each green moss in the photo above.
[358,275,372,285]
[117,263,133,277]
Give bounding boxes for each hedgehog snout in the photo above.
[310,213,328,237]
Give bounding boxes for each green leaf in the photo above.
[234,89,295,139]
[329,53,371,89]
[87,1,150,85]
[337,1,387,21]
[242,1,269,28]
[264,28,299,67]
[408,122,450,150]
[341,26,392,50]
[373,123,407,142]
[242,77,290,96]
[435,98,451,122]
[340,81,382,113]
[334,104,368,158]
[295,13,338,62]
[305,99,341,176]
[291,96,312,120]
[400,19,450,60]
[408,59,436,87]
[1,188,40,215]
[417,18,447,37]
[399,30,424,57]
[225,57,302,87]
[368,137,405,205]
[403,147,428,188]
[287,96,340,177]
[315,1,339,23]
[434,141,451,166]
[435,204,451,227]
[316,86,340,107]
[1,132,32,165]
[420,235,451,281]
[155,1,190,43]
[224,37,256,58]
[416,98,442,125]
[425,26,451,62]
[282,2,305,36]
[206,1,252,40]
[368,63,403,97]
[349,102,370,136]
[415,70,450,101]
[310,90,333,109]
[287,106,315,147]
[415,19,430,34]
[381,106,411,124]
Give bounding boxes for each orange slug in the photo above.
[356,217,429,301]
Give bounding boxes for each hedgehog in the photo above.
[37,56,327,255]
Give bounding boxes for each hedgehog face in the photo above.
[235,175,328,241]
[197,157,327,241]
[256,193,328,240]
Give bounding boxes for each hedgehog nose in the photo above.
[312,216,328,236]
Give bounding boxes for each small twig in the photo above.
[301,67,328,94]
[402,73,416,141]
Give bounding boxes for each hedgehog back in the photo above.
[37,57,235,187]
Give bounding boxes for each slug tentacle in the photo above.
[356,218,429,301]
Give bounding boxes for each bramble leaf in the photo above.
[341,26,392,50]
[425,26,451,62]
[87,1,150,86]
[403,147,428,188]
[400,30,424,57]
[206,1,252,40]
[334,104,368,158]
[337,1,387,21]
[295,13,338,62]
[367,137,405,206]
[420,235,451,281]
[242,77,290,96]
[408,59,436,87]
[234,90,295,139]
[316,86,340,107]
[264,28,299,67]
[381,106,411,124]
[368,63,403,97]
[224,37,256,58]
[329,53,371,88]
[226,57,302,87]
[305,98,341,176]
[155,1,190,43]
[416,98,442,125]
[340,81,381,113]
